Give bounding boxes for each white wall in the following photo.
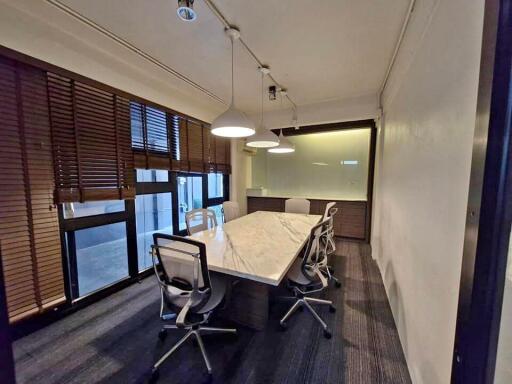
[229,140,251,215]
[247,94,378,129]
[371,0,484,383]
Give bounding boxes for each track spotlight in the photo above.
[177,0,197,21]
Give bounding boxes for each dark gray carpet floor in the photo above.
[13,240,411,384]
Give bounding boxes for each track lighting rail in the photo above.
[203,0,298,112]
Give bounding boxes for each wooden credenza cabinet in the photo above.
[247,196,368,241]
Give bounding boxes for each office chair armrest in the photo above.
[151,250,168,290]
[176,297,193,328]
[176,288,207,328]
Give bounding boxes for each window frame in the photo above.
[205,172,230,226]
[173,171,230,236]
[133,170,175,272]
[58,202,133,301]
[57,169,229,305]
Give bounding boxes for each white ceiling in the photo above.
[57,0,409,115]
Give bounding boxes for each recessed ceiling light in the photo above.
[312,162,329,166]
[177,0,197,22]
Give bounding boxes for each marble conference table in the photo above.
[159,211,321,329]
[172,210,321,285]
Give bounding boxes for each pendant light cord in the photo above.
[260,71,264,127]
[231,35,235,106]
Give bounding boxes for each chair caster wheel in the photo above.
[323,329,332,339]
[280,322,287,331]
[158,329,167,341]
[149,368,159,383]
[335,281,341,288]
[329,305,336,313]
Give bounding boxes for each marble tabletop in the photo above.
[160,211,321,286]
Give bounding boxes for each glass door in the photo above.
[451,4,512,383]
[177,174,203,231]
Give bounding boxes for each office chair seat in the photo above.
[164,274,227,314]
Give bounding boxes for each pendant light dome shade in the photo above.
[211,105,255,138]
[268,130,295,153]
[211,27,255,138]
[246,66,278,147]
[246,127,279,147]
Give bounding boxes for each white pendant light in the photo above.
[247,127,279,148]
[247,66,279,148]
[211,28,255,138]
[268,130,295,153]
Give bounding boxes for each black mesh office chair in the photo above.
[280,218,336,338]
[149,233,236,381]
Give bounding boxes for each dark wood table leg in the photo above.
[218,277,269,331]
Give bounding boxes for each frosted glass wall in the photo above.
[251,129,371,201]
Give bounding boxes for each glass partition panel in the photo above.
[177,175,203,230]
[135,193,173,270]
[62,200,125,219]
[136,169,169,182]
[208,204,223,225]
[251,129,371,200]
[72,222,129,297]
[208,173,223,198]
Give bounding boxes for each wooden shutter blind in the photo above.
[203,127,215,173]
[48,74,134,202]
[129,100,231,174]
[0,57,65,323]
[187,120,205,172]
[177,116,190,171]
[131,102,182,170]
[210,135,231,174]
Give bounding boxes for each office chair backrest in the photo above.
[222,201,240,223]
[152,233,211,312]
[185,208,217,235]
[285,198,311,214]
[301,218,330,280]
[323,202,338,231]
[323,202,337,221]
